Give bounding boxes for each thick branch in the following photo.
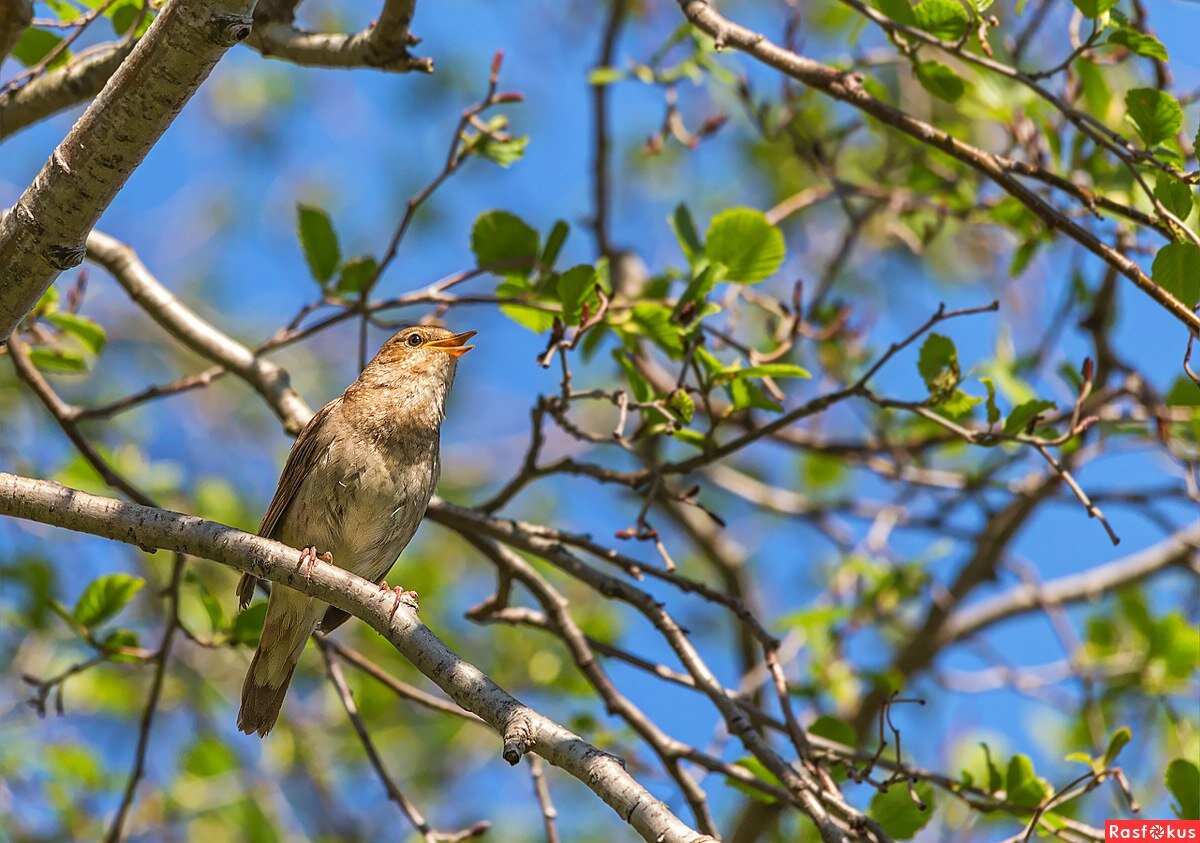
[0,0,255,339]
[246,0,431,73]
[942,522,1200,644]
[674,0,1200,334]
[0,472,709,843]
[0,0,31,63]
[86,230,313,434]
[0,43,131,140]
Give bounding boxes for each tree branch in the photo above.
[673,0,1200,334]
[0,0,256,339]
[942,522,1200,644]
[85,229,313,434]
[0,472,711,843]
[0,0,32,63]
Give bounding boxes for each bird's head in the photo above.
[365,325,476,387]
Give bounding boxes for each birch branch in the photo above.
[0,0,256,339]
[942,522,1200,644]
[86,229,313,434]
[0,471,712,843]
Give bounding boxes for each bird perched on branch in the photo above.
[235,325,475,737]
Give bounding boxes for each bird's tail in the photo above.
[237,591,319,737]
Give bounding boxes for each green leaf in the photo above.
[1064,751,1096,768]
[1072,0,1117,17]
[808,715,856,748]
[588,66,626,85]
[101,628,141,662]
[1152,242,1200,308]
[231,602,268,647]
[672,262,726,325]
[27,346,88,374]
[497,276,556,333]
[874,0,917,25]
[1166,758,1200,820]
[1005,754,1051,808]
[1102,726,1132,766]
[1165,377,1200,407]
[296,204,340,285]
[184,735,239,778]
[913,0,969,40]
[669,203,703,264]
[72,574,144,628]
[667,390,695,424]
[981,377,1000,425]
[1003,399,1055,435]
[557,264,598,326]
[44,311,106,355]
[726,757,782,805]
[12,29,70,70]
[540,220,570,270]
[704,208,786,284]
[868,781,935,839]
[917,334,959,392]
[471,210,539,277]
[472,133,529,168]
[1154,174,1195,221]
[936,389,981,419]
[1124,88,1183,147]
[335,256,378,296]
[1107,26,1169,61]
[110,0,153,36]
[614,352,654,403]
[728,377,782,413]
[913,61,965,102]
[720,363,811,383]
[630,303,684,356]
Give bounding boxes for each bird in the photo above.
[235,325,475,737]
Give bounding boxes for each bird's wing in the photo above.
[237,399,338,610]
[258,399,338,539]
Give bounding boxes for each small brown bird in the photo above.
[236,325,475,737]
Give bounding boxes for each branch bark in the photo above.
[0,472,711,843]
[0,0,256,340]
[0,0,31,63]
[0,43,131,141]
[246,0,432,73]
[86,229,313,434]
[942,522,1200,644]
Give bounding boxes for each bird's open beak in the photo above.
[424,330,477,358]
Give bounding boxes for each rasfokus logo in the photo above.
[1106,821,1200,840]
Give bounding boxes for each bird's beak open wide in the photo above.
[425,330,477,358]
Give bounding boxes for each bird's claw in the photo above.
[296,546,332,582]
[380,581,420,623]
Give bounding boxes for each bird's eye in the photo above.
[405,333,422,348]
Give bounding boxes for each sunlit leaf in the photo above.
[296,204,340,285]
[471,210,539,276]
[1124,88,1183,147]
[869,781,935,839]
[704,208,785,284]
[73,574,144,629]
[1152,242,1200,308]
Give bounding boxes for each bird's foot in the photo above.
[380,581,420,623]
[296,546,333,582]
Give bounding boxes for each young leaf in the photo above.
[45,312,106,355]
[874,0,917,25]
[704,208,785,283]
[497,276,555,333]
[720,363,811,383]
[1124,88,1183,147]
[1003,399,1055,435]
[1005,754,1051,808]
[917,334,959,392]
[1072,0,1118,18]
[471,133,529,168]
[557,264,597,326]
[980,377,1000,425]
[73,574,145,628]
[1102,726,1132,766]
[668,203,703,264]
[1154,174,1194,221]
[1166,758,1200,820]
[868,781,935,839]
[296,204,340,285]
[913,0,969,40]
[914,61,965,102]
[1107,27,1169,62]
[588,66,626,85]
[27,346,89,374]
[336,256,378,296]
[471,210,540,276]
[12,29,70,70]
[540,220,570,270]
[1152,242,1200,308]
